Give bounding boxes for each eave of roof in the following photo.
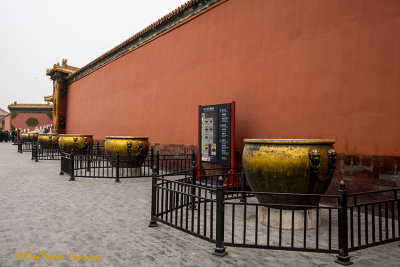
[46,59,80,78]
[44,95,53,102]
[66,0,226,84]
[0,107,9,116]
[8,103,53,111]
[0,113,10,120]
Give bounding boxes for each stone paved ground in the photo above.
[0,142,399,267]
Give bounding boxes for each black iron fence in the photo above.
[150,166,400,265]
[31,140,106,162]
[17,141,33,153]
[60,148,194,182]
[347,189,400,252]
[31,142,62,161]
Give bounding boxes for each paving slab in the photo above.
[0,143,399,266]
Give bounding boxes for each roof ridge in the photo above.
[8,103,53,108]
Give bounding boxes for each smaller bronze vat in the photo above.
[38,133,59,148]
[105,136,149,167]
[20,132,38,142]
[58,134,93,154]
[29,132,39,142]
[20,133,30,142]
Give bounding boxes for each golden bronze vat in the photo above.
[58,134,93,154]
[29,132,39,142]
[38,133,59,148]
[105,136,149,167]
[242,139,336,206]
[20,132,38,142]
[20,132,30,142]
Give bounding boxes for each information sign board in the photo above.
[200,103,232,166]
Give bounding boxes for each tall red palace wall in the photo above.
[66,0,400,159]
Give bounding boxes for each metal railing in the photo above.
[347,189,400,252]
[31,140,105,162]
[150,165,400,265]
[60,148,194,182]
[17,141,33,153]
[31,142,62,161]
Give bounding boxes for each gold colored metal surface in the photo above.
[58,134,93,154]
[38,133,59,147]
[242,139,336,206]
[20,132,38,142]
[29,132,39,141]
[20,133,30,142]
[105,136,149,167]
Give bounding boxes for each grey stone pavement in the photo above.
[0,142,399,267]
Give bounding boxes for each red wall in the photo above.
[66,0,400,156]
[3,115,10,131]
[11,113,52,131]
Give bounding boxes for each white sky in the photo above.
[0,0,189,111]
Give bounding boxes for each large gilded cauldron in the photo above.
[38,133,59,148]
[58,134,93,154]
[20,133,30,142]
[105,136,149,167]
[20,132,38,142]
[242,139,337,206]
[30,132,39,142]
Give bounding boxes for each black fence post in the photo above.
[69,149,75,181]
[213,176,228,256]
[240,167,247,202]
[31,143,34,159]
[115,151,120,183]
[150,147,154,170]
[60,144,67,175]
[335,180,352,265]
[191,158,197,210]
[59,145,64,175]
[192,150,196,171]
[396,190,400,248]
[59,155,64,176]
[87,146,91,171]
[18,142,22,153]
[156,150,160,172]
[31,142,35,160]
[35,142,39,162]
[149,163,159,227]
[51,143,54,159]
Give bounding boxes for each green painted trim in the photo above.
[8,108,53,113]
[46,112,53,120]
[25,117,39,127]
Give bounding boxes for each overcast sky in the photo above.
[0,0,188,111]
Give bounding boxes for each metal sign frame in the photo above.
[197,101,235,170]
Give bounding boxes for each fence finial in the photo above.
[340,179,345,190]
[218,176,224,186]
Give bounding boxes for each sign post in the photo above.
[197,101,236,184]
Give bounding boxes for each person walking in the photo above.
[0,129,4,142]
[5,130,10,142]
[11,130,16,143]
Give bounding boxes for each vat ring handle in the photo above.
[309,149,321,172]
